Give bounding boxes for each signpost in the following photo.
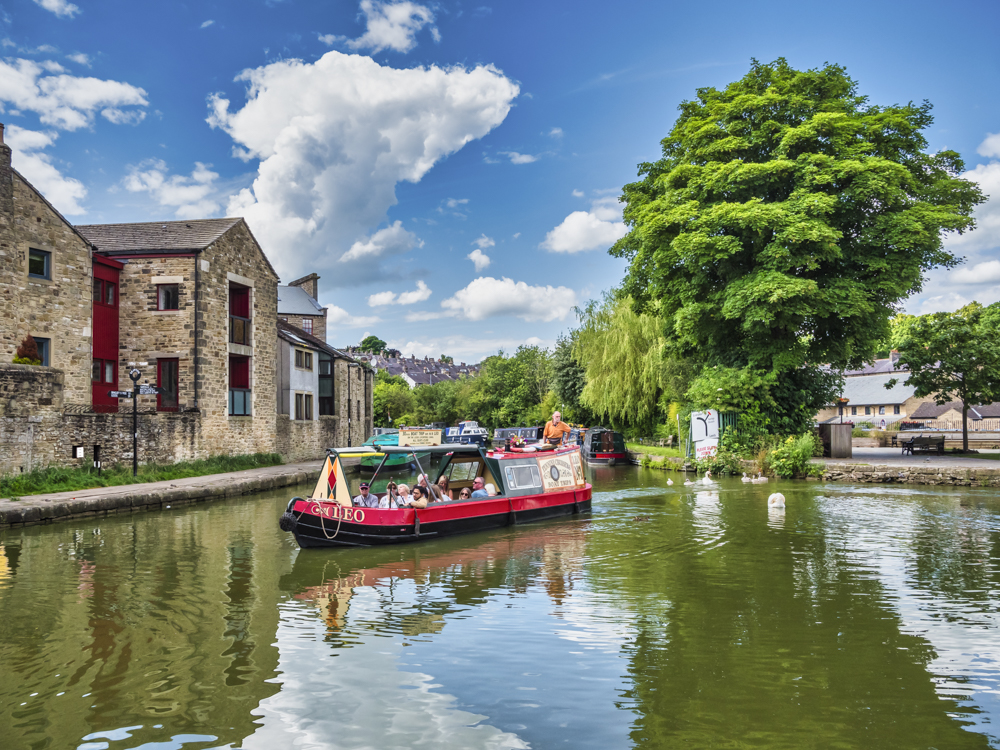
[691,410,720,460]
[109,364,163,477]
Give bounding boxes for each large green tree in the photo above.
[372,370,415,427]
[358,334,387,354]
[611,59,984,421]
[888,302,1000,452]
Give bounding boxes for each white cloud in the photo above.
[445,197,468,208]
[441,277,577,322]
[122,159,222,219]
[467,248,491,271]
[208,50,518,285]
[326,304,381,328]
[340,221,422,262]
[66,52,90,66]
[549,127,563,137]
[367,280,432,306]
[572,189,584,198]
[32,0,78,18]
[951,260,1000,285]
[540,196,626,253]
[512,232,520,239]
[978,133,1000,159]
[200,20,215,29]
[500,150,537,164]
[5,125,86,215]
[945,161,1000,255]
[328,0,437,54]
[388,334,551,362]
[471,233,494,250]
[0,57,147,130]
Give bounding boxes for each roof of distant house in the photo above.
[347,351,480,385]
[278,284,324,315]
[77,218,243,253]
[837,372,916,405]
[278,320,355,360]
[910,400,1000,420]
[833,352,907,377]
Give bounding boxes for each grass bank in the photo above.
[626,443,684,458]
[0,453,284,498]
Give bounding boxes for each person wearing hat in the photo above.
[353,482,378,508]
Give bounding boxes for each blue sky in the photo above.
[2,0,998,362]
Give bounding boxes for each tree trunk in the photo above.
[962,400,969,453]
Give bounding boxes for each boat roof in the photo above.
[328,448,382,458]
[378,444,481,455]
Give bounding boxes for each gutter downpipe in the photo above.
[194,251,200,411]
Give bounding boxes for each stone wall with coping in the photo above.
[824,463,1000,486]
[0,147,93,407]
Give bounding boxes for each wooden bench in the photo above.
[901,435,945,455]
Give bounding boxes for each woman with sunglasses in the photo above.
[458,487,473,501]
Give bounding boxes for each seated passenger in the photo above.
[419,473,444,503]
[485,483,498,496]
[470,477,488,498]
[377,481,398,509]
[352,482,378,508]
[408,485,429,509]
[395,483,412,507]
[437,475,454,501]
[458,487,472,501]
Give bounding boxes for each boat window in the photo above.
[447,461,478,482]
[505,464,541,490]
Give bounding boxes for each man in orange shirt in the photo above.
[543,411,572,446]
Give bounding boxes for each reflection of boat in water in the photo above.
[282,519,589,631]
[581,427,629,465]
[280,443,592,548]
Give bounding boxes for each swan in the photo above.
[768,492,785,509]
[752,472,768,484]
[701,470,714,484]
[741,472,752,483]
[683,477,695,486]
[666,478,674,486]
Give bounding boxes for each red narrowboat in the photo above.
[580,427,630,466]
[280,444,592,548]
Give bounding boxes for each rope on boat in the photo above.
[318,501,344,540]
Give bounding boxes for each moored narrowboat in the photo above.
[580,427,629,465]
[279,443,592,548]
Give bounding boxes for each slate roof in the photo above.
[348,352,480,386]
[837,372,915,405]
[76,218,242,253]
[910,400,1000,420]
[278,320,355,360]
[278,285,324,315]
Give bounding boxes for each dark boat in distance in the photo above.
[580,427,629,466]
[280,443,592,548]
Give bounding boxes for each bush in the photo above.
[768,433,822,478]
[13,334,41,366]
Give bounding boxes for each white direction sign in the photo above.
[691,410,719,459]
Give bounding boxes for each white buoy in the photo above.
[768,492,785,509]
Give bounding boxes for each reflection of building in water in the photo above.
[292,524,589,636]
[0,502,290,749]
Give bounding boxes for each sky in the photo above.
[1,0,998,362]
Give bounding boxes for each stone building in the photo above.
[816,354,928,426]
[355,352,480,387]
[278,273,327,341]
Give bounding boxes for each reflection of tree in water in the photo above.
[583,492,993,748]
[286,525,588,641]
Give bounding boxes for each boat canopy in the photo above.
[377,444,481,455]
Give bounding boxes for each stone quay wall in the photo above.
[823,463,1000,487]
[275,414,343,462]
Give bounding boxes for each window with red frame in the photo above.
[92,278,117,307]
[229,355,251,416]
[302,317,312,334]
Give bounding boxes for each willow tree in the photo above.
[611,59,984,428]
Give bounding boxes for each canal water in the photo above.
[2,466,1000,749]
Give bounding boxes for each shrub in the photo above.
[768,433,822,478]
[13,335,41,366]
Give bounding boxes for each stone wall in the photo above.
[279,313,327,343]
[334,357,372,447]
[824,463,1000,486]
[196,220,279,457]
[116,255,197,411]
[275,415,343,461]
[0,143,93,407]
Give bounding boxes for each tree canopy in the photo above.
[358,334,387,354]
[610,58,984,421]
[889,302,1000,451]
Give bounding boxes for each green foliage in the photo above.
[358,334,387,354]
[551,333,594,424]
[12,356,41,365]
[889,301,1000,450]
[611,58,984,422]
[13,335,41,365]
[0,453,283,498]
[372,370,415,428]
[768,434,822,478]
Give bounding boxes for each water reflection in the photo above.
[0,470,999,749]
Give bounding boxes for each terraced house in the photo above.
[0,122,371,474]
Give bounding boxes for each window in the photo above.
[319,354,334,415]
[294,349,313,370]
[357,400,360,420]
[157,359,179,412]
[92,358,116,383]
[28,249,50,279]
[229,284,251,346]
[505,464,541,490]
[864,406,871,415]
[229,355,251,416]
[302,318,313,334]
[851,406,857,416]
[92,279,117,307]
[894,405,901,415]
[158,284,179,310]
[295,393,313,421]
[33,337,50,366]
[878,406,885,415]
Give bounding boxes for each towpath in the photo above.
[0,460,323,529]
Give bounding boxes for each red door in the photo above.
[91,257,123,412]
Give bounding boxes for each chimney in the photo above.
[289,272,320,301]
[0,122,13,221]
